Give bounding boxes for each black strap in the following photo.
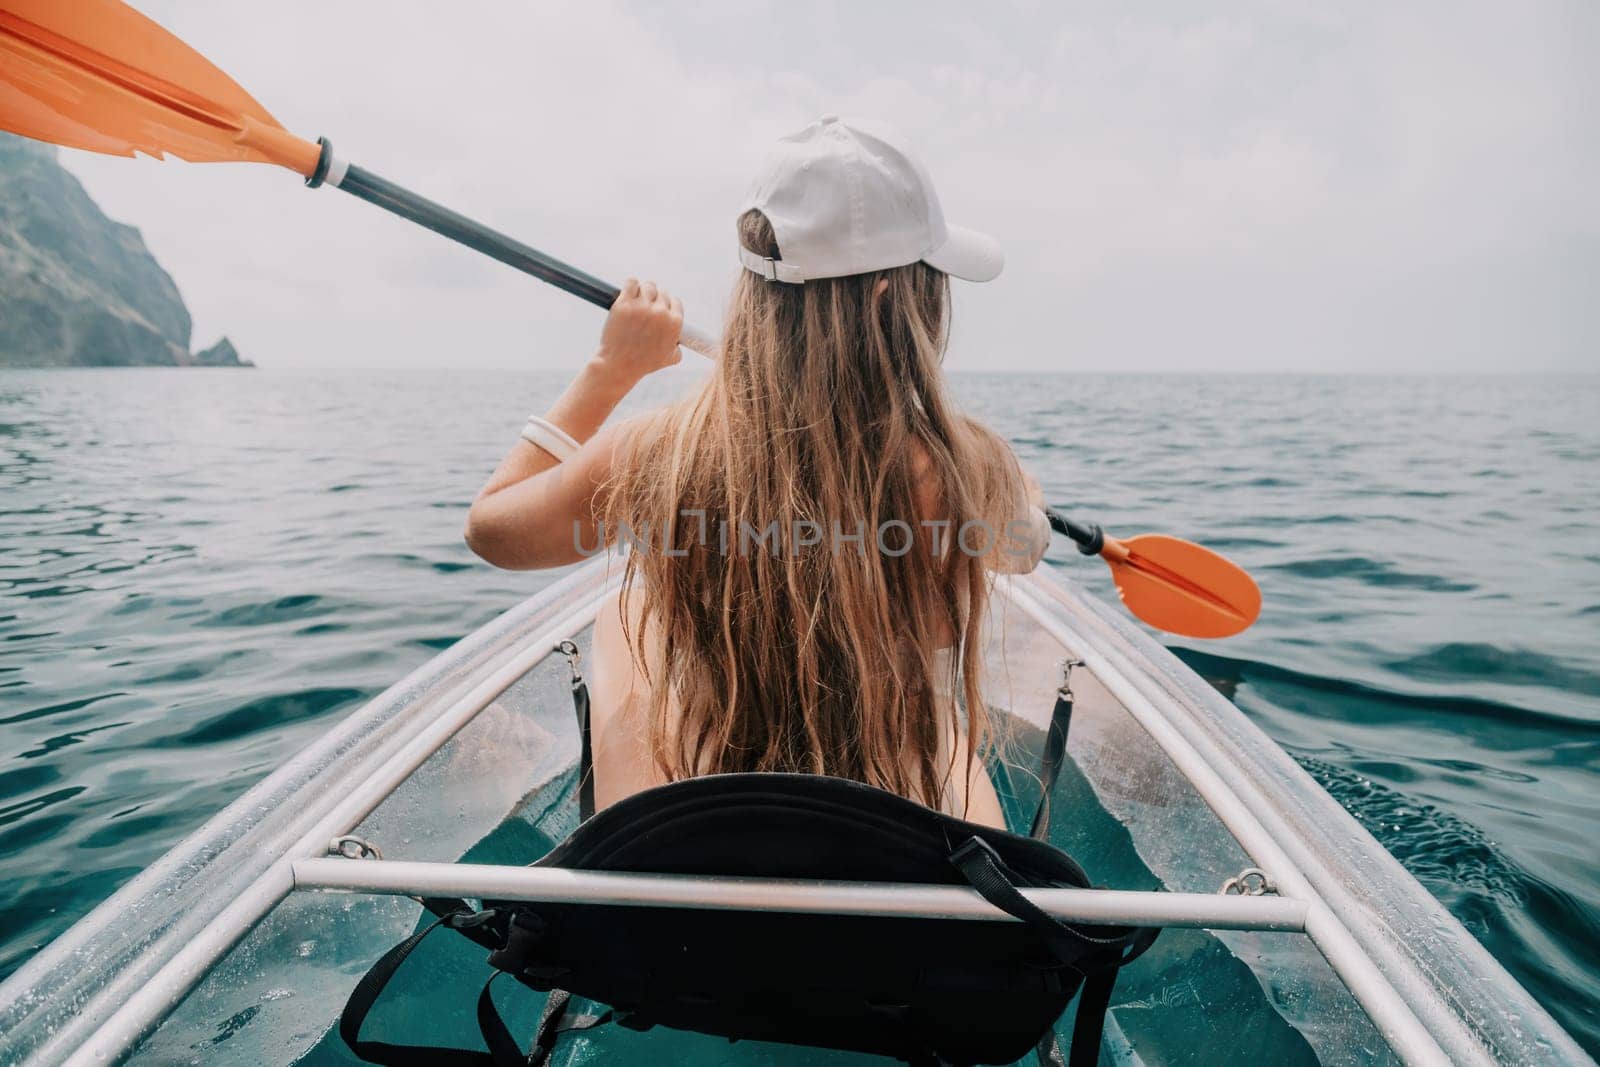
[525,988,615,1066]
[344,916,608,1067]
[1063,928,1162,1067]
[526,989,574,1067]
[949,836,1128,957]
[476,973,529,1066]
[554,640,595,823]
[341,913,497,1066]
[420,897,504,951]
[1067,971,1117,1067]
[573,677,595,823]
[950,835,1147,1067]
[1030,687,1075,840]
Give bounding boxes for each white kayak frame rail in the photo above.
[291,857,1312,932]
[1003,582,1460,1066]
[44,577,624,1067]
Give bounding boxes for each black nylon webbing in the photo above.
[573,678,595,823]
[949,837,1127,956]
[476,973,528,1066]
[526,989,574,1067]
[950,834,1143,1067]
[525,988,615,1067]
[1067,971,1117,1067]
[1030,689,1075,840]
[340,913,498,1066]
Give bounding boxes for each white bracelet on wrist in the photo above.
[520,414,581,461]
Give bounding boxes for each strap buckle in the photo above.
[555,639,582,688]
[447,907,499,930]
[948,833,1007,873]
[737,245,803,283]
[1058,658,1082,701]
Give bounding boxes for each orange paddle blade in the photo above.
[1101,533,1262,639]
[0,0,318,173]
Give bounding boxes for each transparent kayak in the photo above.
[0,559,1586,1066]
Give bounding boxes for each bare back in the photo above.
[585,433,1045,827]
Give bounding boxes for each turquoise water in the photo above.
[1,369,1597,1054]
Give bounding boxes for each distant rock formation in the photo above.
[0,132,249,367]
[193,336,250,368]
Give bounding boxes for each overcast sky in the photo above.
[58,0,1596,373]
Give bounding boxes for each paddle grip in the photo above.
[321,156,716,357]
[1044,508,1105,557]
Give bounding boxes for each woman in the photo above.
[465,117,1048,828]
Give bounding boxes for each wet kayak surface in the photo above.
[1,367,1596,1053]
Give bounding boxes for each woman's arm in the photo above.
[464,279,685,570]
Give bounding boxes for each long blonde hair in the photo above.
[602,210,1027,812]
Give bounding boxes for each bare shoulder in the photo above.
[952,413,1012,463]
[954,415,1029,504]
[909,417,1021,519]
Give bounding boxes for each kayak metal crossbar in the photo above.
[290,857,1311,932]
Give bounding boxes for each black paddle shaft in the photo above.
[312,161,1109,557]
[1045,507,1105,557]
[305,148,1128,553]
[308,144,619,310]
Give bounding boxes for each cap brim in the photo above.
[922,224,1003,282]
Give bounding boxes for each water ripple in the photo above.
[0,368,1596,1053]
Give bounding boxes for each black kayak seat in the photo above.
[341,772,1157,1067]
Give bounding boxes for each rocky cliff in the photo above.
[0,132,248,367]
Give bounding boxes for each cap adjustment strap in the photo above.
[737,246,806,285]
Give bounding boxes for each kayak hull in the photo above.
[0,559,1586,1066]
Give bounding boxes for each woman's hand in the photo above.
[594,278,685,386]
[465,277,686,571]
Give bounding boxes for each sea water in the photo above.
[0,368,1596,1054]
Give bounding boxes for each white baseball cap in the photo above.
[739,116,1003,285]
